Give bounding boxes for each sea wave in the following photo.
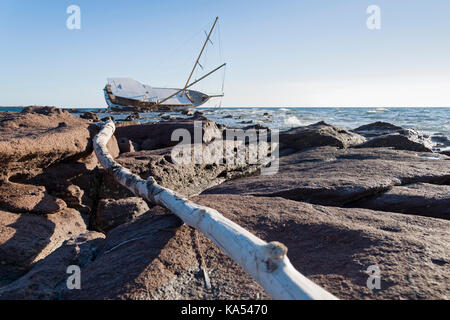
[284,116,303,127]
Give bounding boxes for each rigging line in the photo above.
[221,64,226,94]
[218,20,223,67]
[150,20,213,85]
[218,20,226,97]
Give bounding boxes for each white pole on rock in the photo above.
[94,120,338,300]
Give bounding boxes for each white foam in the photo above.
[284,116,303,127]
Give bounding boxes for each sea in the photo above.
[1,107,449,151]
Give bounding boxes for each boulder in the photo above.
[0,107,93,181]
[80,112,100,122]
[105,134,120,159]
[117,137,138,153]
[279,121,366,151]
[96,197,150,232]
[192,194,450,299]
[431,135,450,148]
[0,208,87,286]
[353,122,435,152]
[22,158,103,218]
[353,183,450,220]
[114,118,222,151]
[203,147,450,212]
[0,231,105,299]
[125,112,141,121]
[353,121,404,137]
[0,182,67,214]
[100,137,270,199]
[357,133,433,152]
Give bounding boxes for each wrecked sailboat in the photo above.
[104,17,225,112]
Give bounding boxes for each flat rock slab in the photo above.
[353,183,450,220]
[0,208,87,286]
[0,183,67,214]
[279,121,366,151]
[63,210,266,300]
[193,194,450,299]
[114,117,222,152]
[357,133,433,152]
[203,147,450,214]
[0,107,93,181]
[0,231,104,299]
[3,195,448,299]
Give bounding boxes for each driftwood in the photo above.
[94,120,337,300]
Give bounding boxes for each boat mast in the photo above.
[150,63,226,108]
[180,16,219,97]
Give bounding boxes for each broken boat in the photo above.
[103,17,226,112]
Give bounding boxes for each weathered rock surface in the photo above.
[0,231,104,299]
[353,183,450,220]
[17,195,448,300]
[353,121,404,137]
[125,112,141,121]
[96,197,150,232]
[80,112,100,122]
[358,133,433,152]
[20,157,103,219]
[193,194,450,299]
[62,209,266,300]
[114,117,222,151]
[203,147,450,212]
[100,137,270,200]
[279,121,366,151]
[118,137,138,154]
[2,112,448,300]
[0,208,87,286]
[0,182,67,214]
[354,122,435,152]
[0,107,94,181]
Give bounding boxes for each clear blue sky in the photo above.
[1,0,449,107]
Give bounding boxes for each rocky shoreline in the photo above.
[0,107,449,299]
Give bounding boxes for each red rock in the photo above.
[358,133,433,152]
[117,137,138,153]
[0,182,66,214]
[279,121,366,151]
[193,194,450,299]
[18,195,449,300]
[100,140,267,200]
[0,208,87,286]
[114,117,222,151]
[203,147,450,212]
[63,210,266,300]
[96,197,150,232]
[353,183,450,219]
[0,107,94,181]
[0,231,105,299]
[80,112,100,121]
[353,121,404,137]
[21,159,103,218]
